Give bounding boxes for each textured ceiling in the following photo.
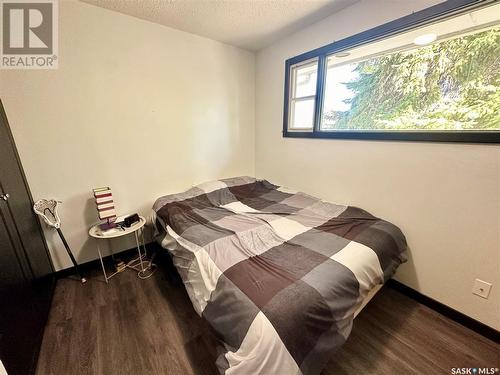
[80,0,359,51]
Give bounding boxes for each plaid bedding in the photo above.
[153,177,407,374]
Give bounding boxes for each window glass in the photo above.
[321,27,500,131]
[293,62,318,98]
[291,99,315,129]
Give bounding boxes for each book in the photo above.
[93,186,117,221]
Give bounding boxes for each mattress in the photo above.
[153,177,407,374]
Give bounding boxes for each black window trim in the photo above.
[282,0,500,143]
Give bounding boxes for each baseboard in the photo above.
[55,242,157,279]
[386,279,499,344]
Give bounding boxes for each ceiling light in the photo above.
[413,33,437,46]
[334,52,350,58]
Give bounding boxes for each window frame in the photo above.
[282,0,500,143]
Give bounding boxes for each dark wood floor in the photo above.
[37,262,499,375]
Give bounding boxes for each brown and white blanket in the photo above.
[153,177,407,374]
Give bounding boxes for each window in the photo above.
[288,60,318,130]
[283,0,500,143]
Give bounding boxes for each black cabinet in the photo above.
[0,100,54,375]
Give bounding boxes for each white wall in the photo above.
[255,0,500,330]
[0,0,255,270]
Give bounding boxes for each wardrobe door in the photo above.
[0,101,53,283]
[0,100,55,375]
[0,204,44,375]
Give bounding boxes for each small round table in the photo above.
[89,216,147,283]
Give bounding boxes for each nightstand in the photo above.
[88,215,147,283]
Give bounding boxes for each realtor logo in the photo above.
[1,0,58,69]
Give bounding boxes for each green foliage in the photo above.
[322,29,500,131]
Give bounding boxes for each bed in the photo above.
[153,177,407,374]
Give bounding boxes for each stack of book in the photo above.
[93,187,116,230]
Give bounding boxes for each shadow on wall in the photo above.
[393,245,420,289]
[79,195,105,261]
[41,190,162,269]
[79,195,143,261]
[40,193,97,267]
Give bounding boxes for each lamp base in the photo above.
[99,221,116,231]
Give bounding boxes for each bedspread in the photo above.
[153,177,407,374]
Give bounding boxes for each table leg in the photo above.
[108,239,116,266]
[97,240,108,284]
[134,230,145,272]
[141,227,148,257]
